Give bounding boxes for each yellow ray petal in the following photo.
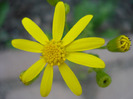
[52,1,65,41]
[22,58,46,83]
[66,52,105,68]
[40,64,53,97]
[12,39,44,53]
[62,15,93,46]
[22,17,49,45]
[66,37,105,51]
[59,63,82,96]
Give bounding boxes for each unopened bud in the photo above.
[96,71,111,88]
[107,35,131,52]
[64,3,70,15]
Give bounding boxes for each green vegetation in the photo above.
[73,0,120,39]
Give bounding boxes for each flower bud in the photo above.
[107,35,131,52]
[46,0,60,6]
[64,3,70,15]
[96,71,111,88]
[19,70,40,85]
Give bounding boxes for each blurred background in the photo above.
[0,0,133,99]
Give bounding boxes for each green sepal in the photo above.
[107,36,120,52]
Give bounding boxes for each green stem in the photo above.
[64,15,70,33]
[65,22,69,33]
[97,45,107,49]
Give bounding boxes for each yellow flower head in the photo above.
[12,1,105,97]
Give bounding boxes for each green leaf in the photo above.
[0,1,9,27]
[101,29,120,39]
[93,2,115,28]
[73,0,116,37]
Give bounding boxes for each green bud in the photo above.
[19,70,40,85]
[64,3,70,15]
[107,35,131,52]
[46,0,60,6]
[96,71,112,88]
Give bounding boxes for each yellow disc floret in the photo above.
[42,40,66,66]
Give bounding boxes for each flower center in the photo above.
[42,40,66,66]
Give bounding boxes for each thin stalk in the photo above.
[97,45,107,49]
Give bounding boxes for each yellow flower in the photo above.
[11,1,105,97]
